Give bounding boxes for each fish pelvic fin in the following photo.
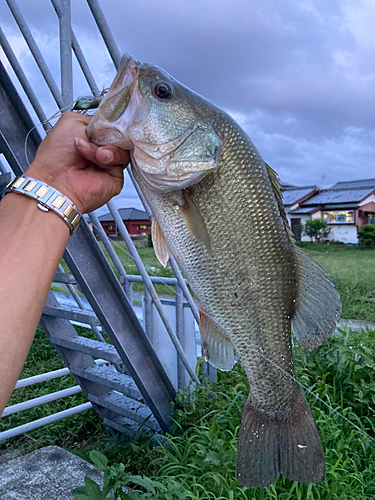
[178,190,211,250]
[292,247,342,351]
[151,217,170,267]
[199,310,235,371]
[237,392,325,488]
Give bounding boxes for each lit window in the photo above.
[322,210,354,223]
[368,214,375,225]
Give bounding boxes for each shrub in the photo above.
[358,224,375,248]
[73,327,375,499]
[147,232,153,248]
[295,240,309,248]
[303,219,331,244]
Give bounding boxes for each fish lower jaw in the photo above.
[88,128,134,150]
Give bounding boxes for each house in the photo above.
[280,183,319,239]
[98,208,151,236]
[285,178,375,244]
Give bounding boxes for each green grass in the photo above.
[72,326,375,499]
[2,242,375,498]
[60,240,176,296]
[300,243,375,322]
[99,241,176,296]
[0,326,110,456]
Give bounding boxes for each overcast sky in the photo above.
[1,0,375,214]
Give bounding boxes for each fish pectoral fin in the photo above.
[151,217,170,267]
[292,246,342,351]
[199,310,235,371]
[168,122,221,176]
[178,191,211,249]
[237,392,325,488]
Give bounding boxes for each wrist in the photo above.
[25,162,84,214]
[2,191,71,238]
[4,176,81,235]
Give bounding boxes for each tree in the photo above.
[358,224,375,248]
[303,219,330,244]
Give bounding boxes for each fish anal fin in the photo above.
[237,392,325,488]
[292,247,342,351]
[151,217,170,267]
[199,311,235,371]
[178,190,211,249]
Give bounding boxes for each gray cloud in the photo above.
[1,0,374,194]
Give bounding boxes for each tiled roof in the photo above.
[288,206,318,214]
[302,188,375,206]
[280,180,297,188]
[282,187,317,206]
[99,208,149,222]
[330,178,375,190]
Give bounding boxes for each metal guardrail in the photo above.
[0,359,108,441]
[0,0,215,442]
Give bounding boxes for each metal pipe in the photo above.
[107,199,200,385]
[71,33,100,97]
[1,386,82,417]
[143,287,153,342]
[0,27,51,131]
[125,275,185,286]
[85,0,121,68]
[5,0,65,109]
[56,264,106,343]
[51,0,100,97]
[125,278,133,305]
[127,167,200,323]
[14,359,108,389]
[0,402,92,442]
[15,367,71,389]
[169,257,199,323]
[175,284,186,388]
[89,212,127,286]
[0,157,10,174]
[59,0,73,106]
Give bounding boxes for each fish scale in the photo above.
[87,54,341,488]
[134,118,299,418]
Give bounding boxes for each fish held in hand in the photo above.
[86,54,341,488]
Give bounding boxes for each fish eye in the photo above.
[154,82,173,99]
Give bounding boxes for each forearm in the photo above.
[0,112,127,415]
[0,192,69,413]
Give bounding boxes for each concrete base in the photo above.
[0,446,103,499]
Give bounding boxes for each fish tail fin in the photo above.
[236,392,325,488]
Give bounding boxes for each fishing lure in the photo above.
[72,88,108,113]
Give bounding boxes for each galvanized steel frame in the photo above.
[0,0,215,440]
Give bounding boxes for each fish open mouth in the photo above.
[86,54,140,149]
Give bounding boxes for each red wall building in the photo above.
[98,208,151,236]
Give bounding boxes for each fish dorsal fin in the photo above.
[151,217,170,267]
[178,190,211,249]
[292,246,342,351]
[199,310,235,371]
[265,163,295,242]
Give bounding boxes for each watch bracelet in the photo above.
[4,176,81,235]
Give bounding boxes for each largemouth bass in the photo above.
[86,55,341,488]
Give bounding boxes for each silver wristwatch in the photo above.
[4,176,82,235]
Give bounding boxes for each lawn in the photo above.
[1,241,375,499]
[300,242,375,322]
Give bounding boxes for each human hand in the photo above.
[25,112,129,213]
